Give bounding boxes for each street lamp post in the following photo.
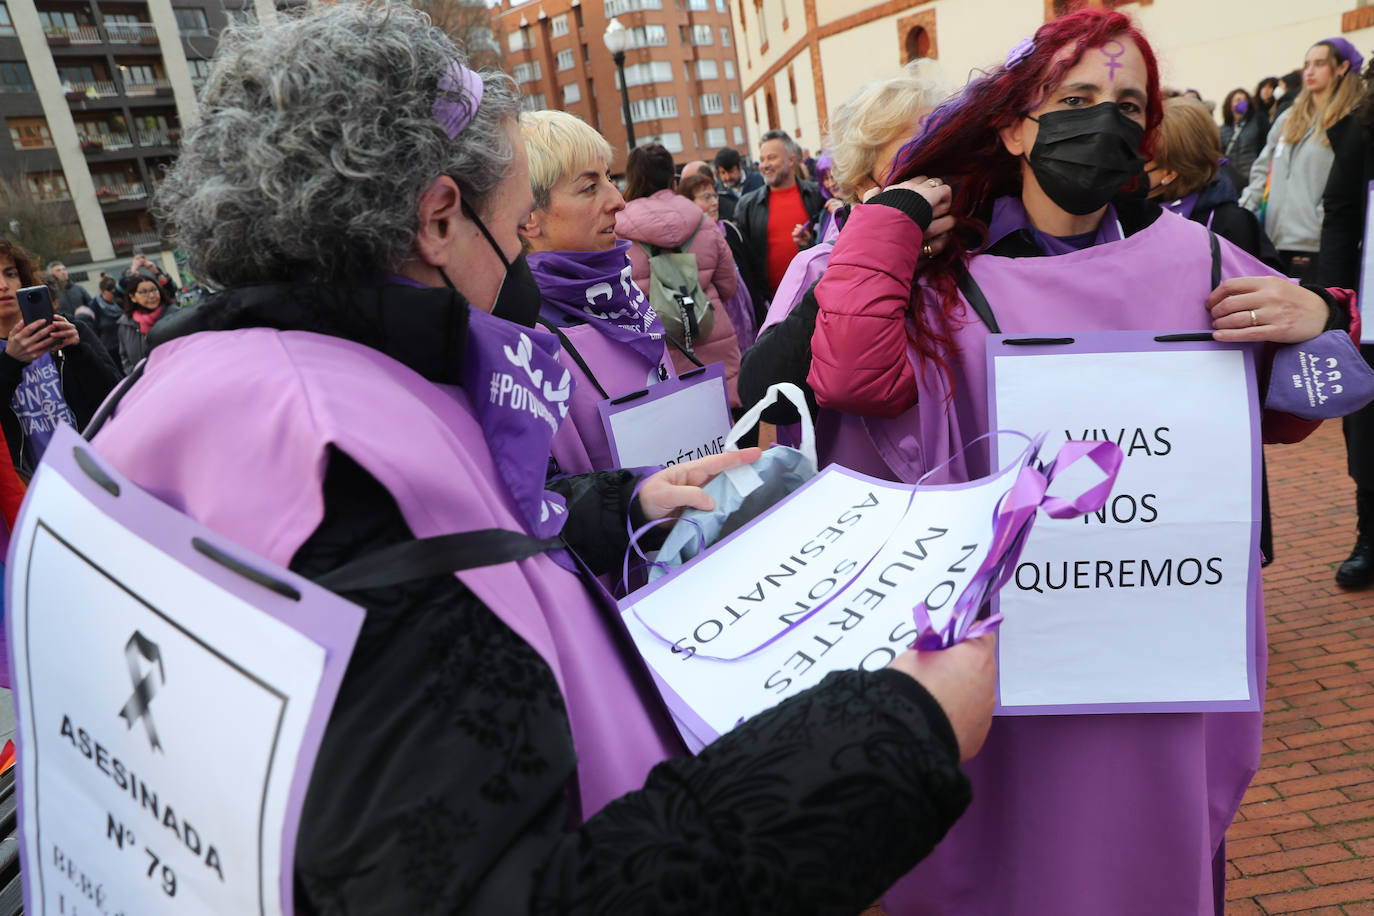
[602,18,636,152]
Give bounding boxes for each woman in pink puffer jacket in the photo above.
[616,144,742,406]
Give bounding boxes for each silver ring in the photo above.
[1250,309,1258,327]
[922,243,934,257]
[927,178,941,187]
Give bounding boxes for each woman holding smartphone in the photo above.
[0,239,120,475]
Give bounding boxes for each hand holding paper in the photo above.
[638,447,763,521]
[890,633,998,761]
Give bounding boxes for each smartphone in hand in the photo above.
[17,285,55,326]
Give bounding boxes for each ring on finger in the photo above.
[1249,309,1258,327]
[927,178,941,188]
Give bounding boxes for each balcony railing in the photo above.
[123,78,171,97]
[30,190,73,204]
[45,24,103,43]
[96,182,149,203]
[111,230,162,250]
[135,129,179,147]
[104,22,158,43]
[65,80,119,99]
[79,132,134,152]
[12,134,55,149]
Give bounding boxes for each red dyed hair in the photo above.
[888,8,1163,382]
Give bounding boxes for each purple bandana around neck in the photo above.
[527,240,667,370]
[984,196,1123,256]
[1162,192,1200,221]
[461,304,572,538]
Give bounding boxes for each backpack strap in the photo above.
[1208,229,1222,289]
[954,262,1001,334]
[538,318,610,400]
[314,528,560,592]
[678,215,707,253]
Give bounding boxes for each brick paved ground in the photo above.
[1226,420,1374,915]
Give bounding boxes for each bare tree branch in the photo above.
[0,173,79,266]
[415,0,504,72]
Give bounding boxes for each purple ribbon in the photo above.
[434,60,484,139]
[912,439,1124,650]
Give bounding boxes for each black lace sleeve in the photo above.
[290,449,971,916]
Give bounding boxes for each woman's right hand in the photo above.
[889,633,998,761]
[5,319,56,364]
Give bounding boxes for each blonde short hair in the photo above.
[824,60,946,204]
[519,109,614,210]
[1152,97,1220,201]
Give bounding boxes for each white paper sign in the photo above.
[990,335,1259,714]
[599,362,732,468]
[623,459,1020,744]
[1359,180,1374,344]
[8,429,362,915]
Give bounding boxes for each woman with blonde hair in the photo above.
[519,109,674,473]
[1241,38,1364,281]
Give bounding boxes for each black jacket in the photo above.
[734,180,825,315]
[1190,177,1281,270]
[1220,113,1267,185]
[56,278,93,317]
[1319,114,1374,289]
[147,283,972,915]
[0,318,121,475]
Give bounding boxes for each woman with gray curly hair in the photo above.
[84,4,995,913]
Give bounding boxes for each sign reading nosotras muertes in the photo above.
[6,425,362,915]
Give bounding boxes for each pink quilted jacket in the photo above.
[617,189,742,406]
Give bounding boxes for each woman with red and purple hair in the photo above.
[808,9,1356,914]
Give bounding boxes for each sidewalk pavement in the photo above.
[1227,420,1374,915]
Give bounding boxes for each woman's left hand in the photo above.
[49,315,81,351]
[638,448,763,522]
[1208,277,1330,344]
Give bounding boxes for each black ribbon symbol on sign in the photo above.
[118,631,165,753]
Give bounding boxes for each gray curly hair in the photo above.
[154,2,519,288]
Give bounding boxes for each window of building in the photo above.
[724,59,735,79]
[721,26,730,46]
[688,0,709,10]
[57,64,100,86]
[508,29,533,51]
[705,126,726,148]
[647,132,683,153]
[562,82,580,104]
[27,172,70,202]
[0,4,14,37]
[8,118,52,149]
[551,13,569,37]
[513,61,542,83]
[225,7,256,26]
[626,24,666,48]
[520,93,547,112]
[700,92,723,114]
[690,23,713,45]
[556,48,575,71]
[628,95,678,122]
[188,58,212,85]
[756,5,766,46]
[123,64,157,85]
[695,59,718,80]
[733,125,744,144]
[0,62,30,96]
[605,0,661,16]
[729,91,739,112]
[173,7,209,34]
[616,61,673,88]
[716,0,726,11]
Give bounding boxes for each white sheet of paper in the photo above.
[623,461,1019,742]
[9,470,341,915]
[1360,181,1374,344]
[992,346,1257,712]
[603,370,732,468]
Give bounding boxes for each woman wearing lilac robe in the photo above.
[808,11,1356,914]
[519,109,674,474]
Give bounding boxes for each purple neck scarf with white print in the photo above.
[376,271,572,538]
[527,241,666,371]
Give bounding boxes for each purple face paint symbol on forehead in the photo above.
[1102,39,1126,82]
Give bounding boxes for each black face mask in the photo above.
[446,201,542,328]
[1025,102,1146,216]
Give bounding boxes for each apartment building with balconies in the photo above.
[0,0,271,277]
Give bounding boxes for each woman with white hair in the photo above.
[82,4,996,912]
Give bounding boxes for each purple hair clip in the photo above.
[1005,37,1035,70]
[433,60,485,139]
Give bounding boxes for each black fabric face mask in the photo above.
[1025,102,1147,216]
[447,200,543,328]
